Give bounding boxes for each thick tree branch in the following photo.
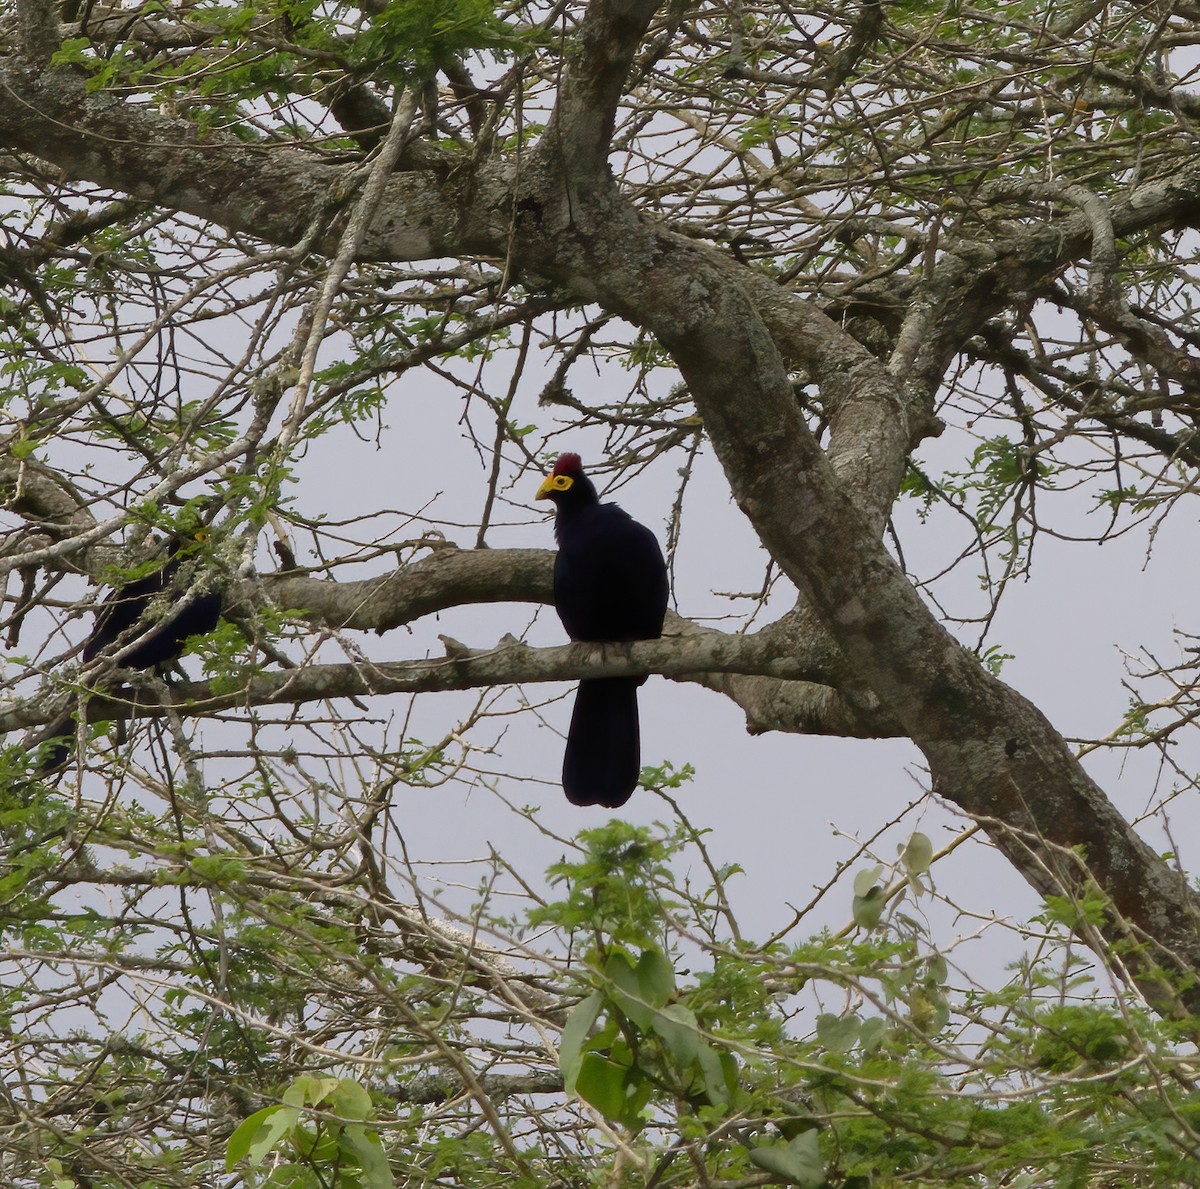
[263,546,554,632]
[2,631,863,738]
[544,0,662,186]
[0,62,453,261]
[0,452,97,540]
[898,166,1200,400]
[13,0,57,61]
[0,5,928,542]
[1,472,887,740]
[611,246,1200,1016]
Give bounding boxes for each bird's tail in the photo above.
[563,677,642,808]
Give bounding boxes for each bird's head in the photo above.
[536,453,586,502]
[168,521,213,557]
[162,494,218,553]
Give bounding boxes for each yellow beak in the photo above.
[536,473,573,500]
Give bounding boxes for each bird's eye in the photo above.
[553,475,573,491]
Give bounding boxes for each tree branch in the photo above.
[0,61,452,261]
[3,630,865,739]
[262,546,555,632]
[898,166,1200,400]
[543,0,663,187]
[0,452,97,541]
[13,0,58,61]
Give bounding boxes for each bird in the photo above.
[536,453,668,807]
[81,530,222,669]
[33,528,224,775]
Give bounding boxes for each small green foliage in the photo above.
[899,462,938,521]
[748,1130,824,1187]
[0,770,75,940]
[226,1075,393,1187]
[353,0,529,79]
[1031,1004,1131,1072]
[122,495,215,547]
[641,759,695,790]
[190,618,262,693]
[188,852,249,886]
[980,643,1015,675]
[1098,484,1149,512]
[1114,698,1152,740]
[852,865,886,930]
[49,0,537,134]
[94,400,238,456]
[531,819,685,949]
[557,944,738,1130]
[4,808,1200,1185]
[1038,882,1110,931]
[935,436,1056,534]
[624,332,673,372]
[540,820,1033,1179]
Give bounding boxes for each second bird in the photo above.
[537,454,668,808]
[34,528,223,775]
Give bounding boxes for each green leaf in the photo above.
[858,1015,887,1053]
[260,1165,315,1188]
[575,1052,630,1119]
[853,864,883,897]
[559,991,603,1092]
[45,1158,75,1189]
[816,1011,861,1054]
[653,1002,701,1066]
[635,948,677,1007]
[225,1104,299,1171]
[330,1077,373,1122]
[284,1074,340,1108]
[852,884,885,930]
[342,1124,395,1188]
[605,949,668,1029]
[50,36,94,67]
[902,831,934,875]
[696,1040,735,1108]
[748,1130,824,1187]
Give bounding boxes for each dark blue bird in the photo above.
[537,454,668,807]
[81,531,222,669]
[34,530,223,775]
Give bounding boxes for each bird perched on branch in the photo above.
[537,454,668,808]
[33,527,224,775]
[81,529,222,669]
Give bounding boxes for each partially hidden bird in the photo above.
[537,454,668,807]
[34,528,224,774]
[81,529,222,668]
